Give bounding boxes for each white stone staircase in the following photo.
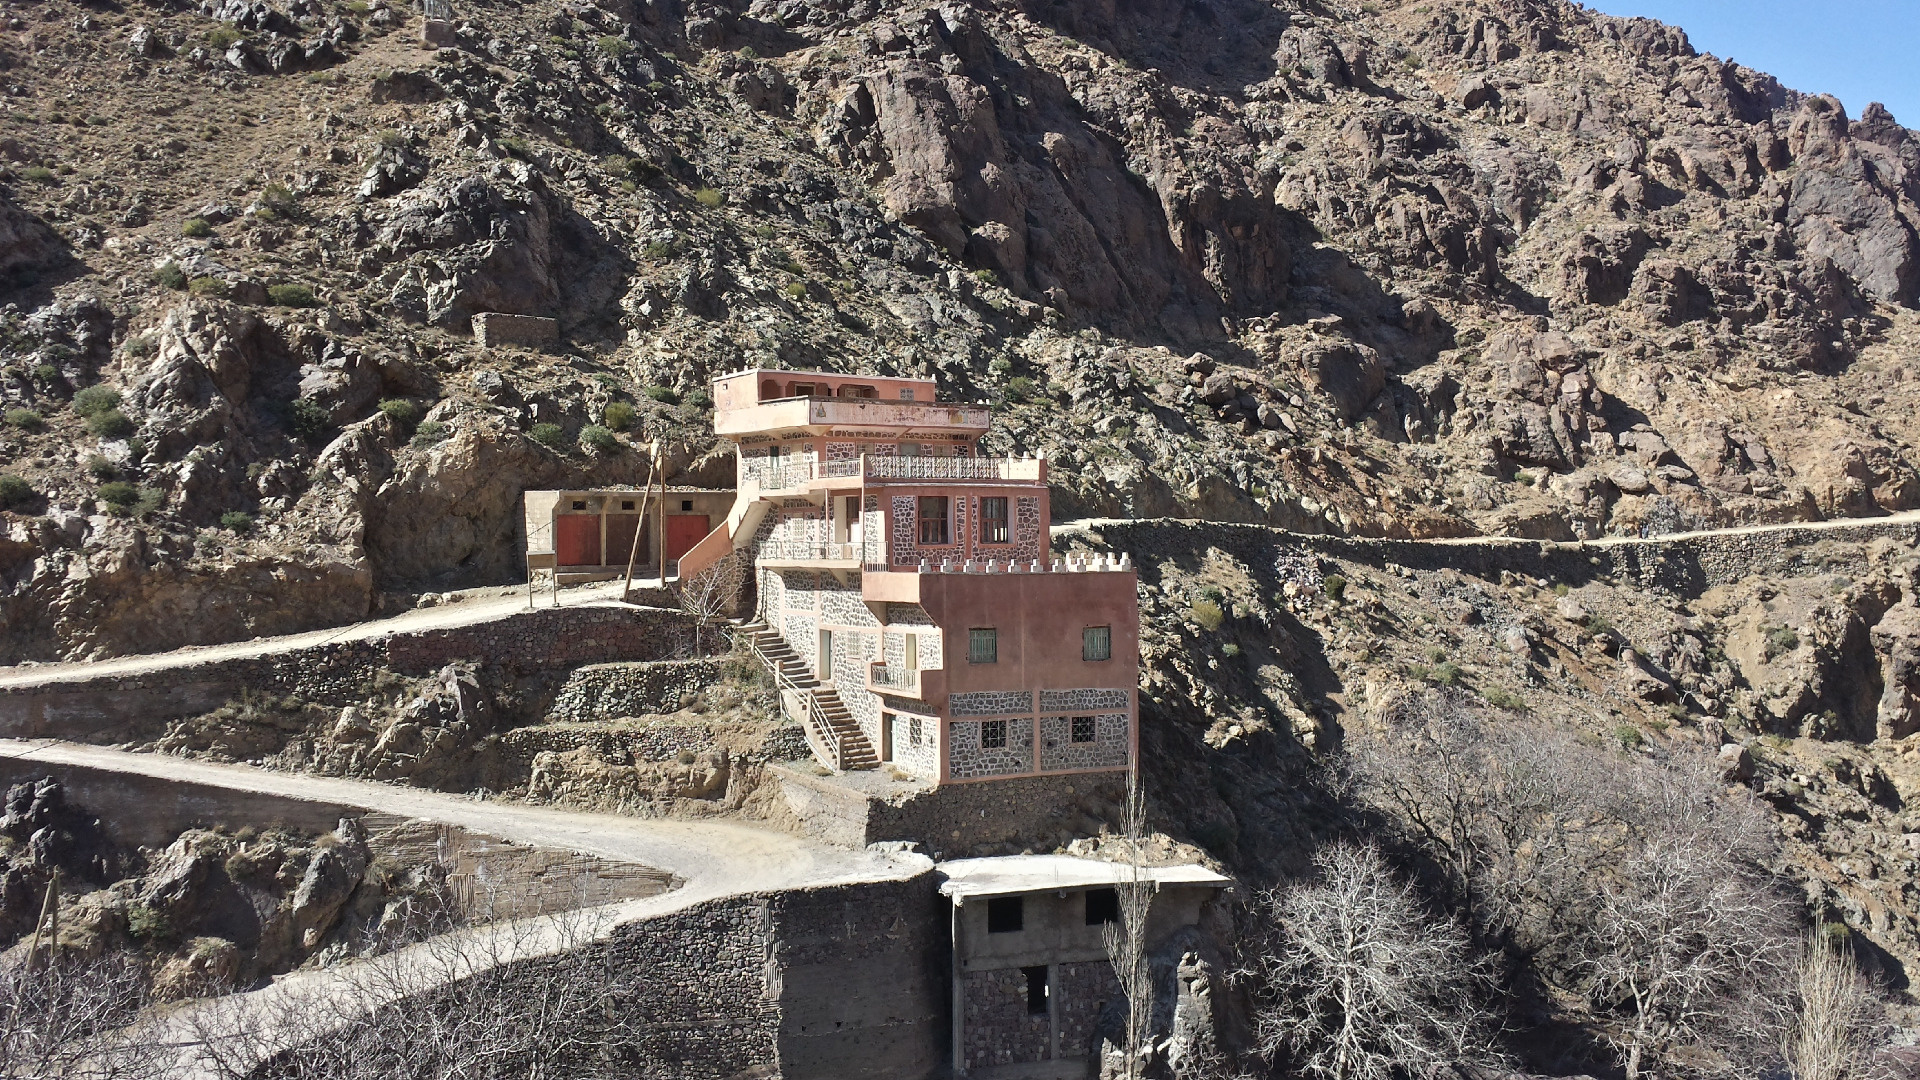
[736,621,877,772]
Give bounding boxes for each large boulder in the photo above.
[1875,603,1920,740]
[0,193,67,280]
[1302,342,1385,421]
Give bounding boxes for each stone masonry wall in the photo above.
[0,605,704,741]
[546,659,725,722]
[963,967,1050,1070]
[470,311,559,349]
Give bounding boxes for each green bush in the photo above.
[1221,642,1242,658]
[1322,574,1347,601]
[220,510,254,533]
[972,267,998,286]
[4,409,44,432]
[96,481,139,508]
[124,333,157,358]
[529,422,567,450]
[693,186,723,209]
[989,357,1013,376]
[206,25,243,50]
[684,389,712,410]
[187,276,229,298]
[579,424,619,453]
[643,240,676,260]
[643,385,679,404]
[1482,686,1527,711]
[154,262,188,290]
[596,34,630,57]
[409,421,450,449]
[256,182,297,220]
[127,902,174,943]
[0,475,32,509]
[498,137,533,160]
[1189,599,1225,632]
[377,398,421,428]
[1615,724,1646,750]
[1005,376,1036,402]
[1765,625,1801,660]
[1429,661,1462,686]
[268,283,318,307]
[285,398,333,442]
[21,165,56,184]
[31,364,55,384]
[783,281,808,300]
[86,454,117,480]
[603,400,635,432]
[181,217,214,238]
[86,409,134,438]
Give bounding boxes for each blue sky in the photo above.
[1588,1,1920,126]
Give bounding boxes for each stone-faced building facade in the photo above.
[679,368,1139,784]
[938,856,1233,1079]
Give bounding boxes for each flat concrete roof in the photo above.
[936,855,1231,900]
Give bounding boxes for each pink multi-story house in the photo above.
[679,368,1139,784]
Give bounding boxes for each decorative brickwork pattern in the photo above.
[785,614,816,667]
[889,711,939,778]
[890,496,918,566]
[961,968,1050,1070]
[1038,688,1131,713]
[1039,713,1130,772]
[1056,960,1121,1060]
[824,441,858,461]
[950,690,1033,716]
[948,716,1034,778]
[862,511,886,564]
[1013,495,1043,563]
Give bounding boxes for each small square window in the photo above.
[1071,716,1097,743]
[986,896,1023,933]
[968,628,997,664]
[980,718,1007,749]
[1083,626,1112,662]
[681,500,693,511]
[621,500,635,511]
[571,500,587,511]
[1085,887,1119,925]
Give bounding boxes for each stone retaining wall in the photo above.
[546,659,726,722]
[771,765,1128,858]
[0,605,703,741]
[1082,518,1920,599]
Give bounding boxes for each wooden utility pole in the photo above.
[657,448,668,586]
[26,869,58,970]
[622,441,661,603]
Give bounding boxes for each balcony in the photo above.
[757,539,862,570]
[716,396,992,438]
[740,453,1045,495]
[867,660,923,699]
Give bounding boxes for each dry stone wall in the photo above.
[0,606,704,741]
[545,659,724,722]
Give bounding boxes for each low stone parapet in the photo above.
[471,311,559,349]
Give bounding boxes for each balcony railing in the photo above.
[759,539,861,563]
[741,453,1044,492]
[868,660,923,698]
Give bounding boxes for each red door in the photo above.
[666,515,711,561]
[555,515,602,567]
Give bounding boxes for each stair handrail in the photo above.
[739,627,845,771]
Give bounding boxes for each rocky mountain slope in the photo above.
[3,0,1920,660]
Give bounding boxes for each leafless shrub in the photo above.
[678,553,745,654]
[0,950,164,1079]
[1349,691,1803,1078]
[186,907,639,1080]
[1787,927,1892,1080]
[1244,842,1502,1080]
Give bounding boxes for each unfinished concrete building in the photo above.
[938,856,1233,1078]
[678,368,1139,783]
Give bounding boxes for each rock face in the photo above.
[8,0,1920,660]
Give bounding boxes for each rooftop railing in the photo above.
[740,453,1044,493]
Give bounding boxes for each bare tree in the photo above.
[0,950,164,1079]
[1786,927,1890,1080]
[1245,842,1501,1080]
[185,908,641,1080]
[1350,692,1804,1079]
[1103,762,1153,1080]
[677,553,745,655]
